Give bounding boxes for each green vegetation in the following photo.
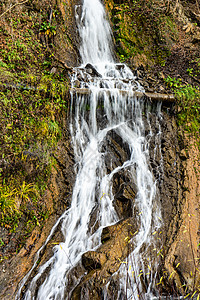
[165,76,200,139]
[0,72,68,231]
[105,0,176,65]
[0,3,69,241]
[39,21,56,37]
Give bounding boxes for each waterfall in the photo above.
[16,0,162,299]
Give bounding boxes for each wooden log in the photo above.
[144,92,175,103]
[70,88,175,104]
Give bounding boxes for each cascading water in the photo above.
[16,0,163,299]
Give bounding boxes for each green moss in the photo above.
[105,0,175,65]
[165,76,200,143]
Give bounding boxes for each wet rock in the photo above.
[146,87,155,93]
[115,63,126,71]
[74,79,81,88]
[133,69,143,79]
[138,79,149,89]
[85,63,102,77]
[71,218,137,299]
[103,131,131,174]
[112,171,137,219]
[82,251,107,271]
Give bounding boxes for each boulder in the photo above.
[71,218,137,299]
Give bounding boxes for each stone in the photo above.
[85,63,102,77]
[74,80,81,88]
[71,218,137,299]
[82,251,107,271]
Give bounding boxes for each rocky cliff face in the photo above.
[162,137,200,295]
[67,103,200,299]
[0,0,200,299]
[151,110,200,296]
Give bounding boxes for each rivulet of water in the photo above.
[16,0,163,299]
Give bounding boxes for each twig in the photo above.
[53,56,73,72]
[0,0,29,19]
[196,0,200,14]
[166,0,170,14]
[172,0,179,13]
[189,75,200,84]
[49,7,53,24]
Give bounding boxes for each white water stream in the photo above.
[17,0,162,299]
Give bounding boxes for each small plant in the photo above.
[0,186,17,216]
[164,76,200,137]
[0,61,8,68]
[17,181,37,202]
[39,21,56,37]
[0,238,5,247]
[187,68,193,76]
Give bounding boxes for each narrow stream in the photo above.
[17,0,163,299]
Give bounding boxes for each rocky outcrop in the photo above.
[2,96,198,299]
[146,107,200,296]
[71,218,137,300]
[52,0,81,66]
[70,101,199,298]
[103,130,136,219]
[161,138,200,295]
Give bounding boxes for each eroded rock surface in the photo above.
[71,218,137,300]
[162,138,200,294]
